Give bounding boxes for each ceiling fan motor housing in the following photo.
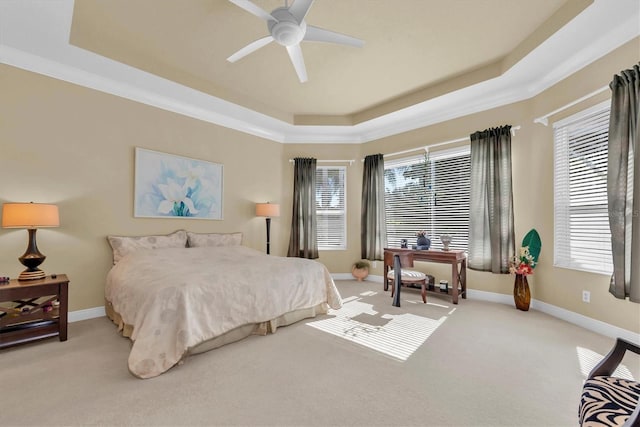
[268,7,307,46]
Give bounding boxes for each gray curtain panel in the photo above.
[361,154,387,260]
[468,125,515,273]
[287,157,319,259]
[607,63,639,302]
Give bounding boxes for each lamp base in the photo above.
[17,228,47,281]
[265,217,272,255]
[18,269,46,281]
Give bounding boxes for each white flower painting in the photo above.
[134,148,223,219]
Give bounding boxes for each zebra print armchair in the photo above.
[579,338,640,427]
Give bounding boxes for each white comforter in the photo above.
[105,245,342,378]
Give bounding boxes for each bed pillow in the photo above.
[187,232,242,248]
[107,230,188,264]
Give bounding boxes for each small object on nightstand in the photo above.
[0,276,10,284]
[51,274,57,279]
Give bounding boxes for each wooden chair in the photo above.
[579,338,640,427]
[384,251,427,304]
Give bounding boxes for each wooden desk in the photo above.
[0,274,69,349]
[383,248,467,304]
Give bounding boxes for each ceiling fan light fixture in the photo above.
[227,0,363,82]
[268,8,306,46]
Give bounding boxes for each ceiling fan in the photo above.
[227,0,364,83]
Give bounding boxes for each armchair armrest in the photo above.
[625,405,640,427]
[589,338,640,379]
[580,338,640,427]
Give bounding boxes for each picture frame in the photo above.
[134,147,223,220]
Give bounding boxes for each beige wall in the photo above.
[283,38,640,333]
[526,39,640,333]
[1,37,638,333]
[0,64,285,311]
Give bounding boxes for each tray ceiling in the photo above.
[1,0,638,142]
[69,0,571,123]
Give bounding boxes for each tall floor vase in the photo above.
[513,274,530,311]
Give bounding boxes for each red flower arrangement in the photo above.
[509,246,536,276]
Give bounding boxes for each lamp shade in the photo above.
[2,203,60,228]
[255,203,280,218]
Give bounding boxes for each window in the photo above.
[553,101,613,274]
[316,166,346,250]
[384,147,470,250]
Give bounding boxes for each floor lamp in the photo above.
[255,202,280,255]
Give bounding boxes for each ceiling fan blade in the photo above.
[228,0,277,23]
[286,44,308,83]
[227,36,274,62]
[304,25,364,48]
[289,0,314,23]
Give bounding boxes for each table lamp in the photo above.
[255,202,280,255]
[2,202,59,280]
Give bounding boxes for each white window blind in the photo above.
[553,101,613,274]
[384,147,470,250]
[316,166,346,250]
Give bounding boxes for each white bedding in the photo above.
[105,245,342,378]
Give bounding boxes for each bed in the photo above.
[105,230,342,378]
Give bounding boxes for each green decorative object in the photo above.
[521,229,542,266]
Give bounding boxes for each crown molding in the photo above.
[1,0,638,144]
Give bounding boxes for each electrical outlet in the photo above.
[373,261,377,268]
[582,290,591,303]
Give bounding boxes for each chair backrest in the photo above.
[384,251,415,268]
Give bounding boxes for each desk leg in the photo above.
[392,256,401,307]
[451,261,459,304]
[58,282,68,341]
[383,263,389,291]
[461,259,467,300]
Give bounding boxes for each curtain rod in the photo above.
[288,159,354,165]
[534,86,609,126]
[379,125,521,159]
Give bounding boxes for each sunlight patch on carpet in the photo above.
[576,346,635,380]
[359,290,377,297]
[307,296,446,361]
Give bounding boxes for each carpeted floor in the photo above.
[1,279,637,426]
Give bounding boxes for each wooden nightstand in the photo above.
[0,274,69,349]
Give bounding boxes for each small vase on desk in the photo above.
[513,274,531,311]
[440,234,452,251]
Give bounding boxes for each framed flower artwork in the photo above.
[134,148,223,219]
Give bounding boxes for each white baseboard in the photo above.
[331,273,383,283]
[71,276,639,345]
[332,274,639,344]
[331,273,357,281]
[530,299,640,344]
[467,289,639,344]
[69,306,105,323]
[466,288,514,305]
